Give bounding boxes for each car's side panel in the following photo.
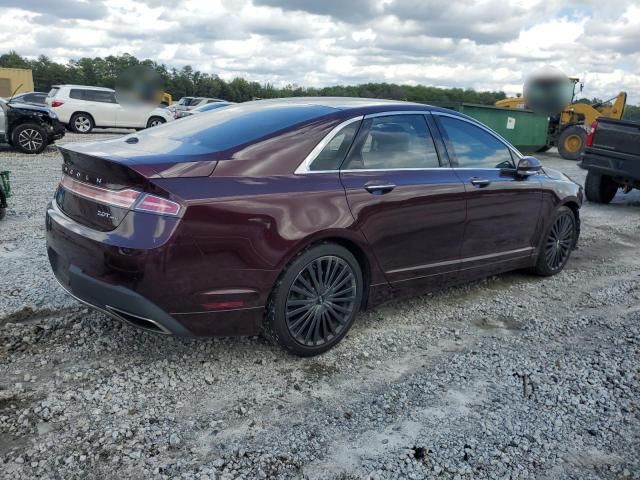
[152,173,387,313]
[454,169,542,263]
[341,169,467,289]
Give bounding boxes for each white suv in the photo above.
[46,85,173,133]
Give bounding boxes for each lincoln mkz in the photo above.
[46,98,582,356]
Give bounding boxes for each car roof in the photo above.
[52,85,114,92]
[246,96,429,110]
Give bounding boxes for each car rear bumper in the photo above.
[52,262,191,335]
[45,201,265,337]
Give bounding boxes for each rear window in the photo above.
[140,103,336,152]
[47,87,59,98]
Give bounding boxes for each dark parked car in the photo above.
[580,117,639,203]
[175,101,234,118]
[6,91,48,106]
[0,98,65,153]
[46,98,582,356]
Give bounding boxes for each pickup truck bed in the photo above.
[580,117,640,203]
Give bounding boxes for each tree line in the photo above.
[1,50,637,121]
[0,51,506,105]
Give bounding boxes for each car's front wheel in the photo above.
[533,206,577,276]
[12,123,48,154]
[265,243,363,356]
[146,117,166,128]
[70,113,94,134]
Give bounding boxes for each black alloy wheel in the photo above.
[265,243,363,357]
[285,255,357,347]
[534,206,576,276]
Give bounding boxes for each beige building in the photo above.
[0,67,34,97]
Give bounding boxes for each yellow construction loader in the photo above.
[496,77,627,160]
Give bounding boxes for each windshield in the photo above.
[138,102,336,152]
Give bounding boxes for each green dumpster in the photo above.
[433,103,550,153]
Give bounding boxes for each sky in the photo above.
[0,0,638,103]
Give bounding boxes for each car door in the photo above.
[116,102,153,128]
[340,112,466,292]
[84,90,118,127]
[433,113,542,274]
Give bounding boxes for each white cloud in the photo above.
[0,0,638,103]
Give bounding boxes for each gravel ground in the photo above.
[1,131,639,480]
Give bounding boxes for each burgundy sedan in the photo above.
[46,98,582,356]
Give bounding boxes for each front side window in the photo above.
[309,120,361,171]
[343,115,440,170]
[438,116,514,169]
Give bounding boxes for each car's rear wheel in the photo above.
[70,113,94,134]
[265,243,363,356]
[533,206,577,276]
[584,171,618,204]
[11,123,48,154]
[146,117,166,128]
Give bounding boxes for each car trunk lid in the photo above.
[56,141,216,232]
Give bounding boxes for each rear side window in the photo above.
[140,103,337,152]
[309,120,361,171]
[343,114,440,170]
[70,89,116,103]
[69,89,84,100]
[438,116,514,169]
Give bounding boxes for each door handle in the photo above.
[470,178,491,188]
[364,183,396,194]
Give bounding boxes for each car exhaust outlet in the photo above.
[105,306,171,334]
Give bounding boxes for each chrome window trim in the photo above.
[432,111,523,160]
[294,115,363,174]
[364,110,429,119]
[294,109,523,175]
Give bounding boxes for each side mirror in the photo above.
[516,156,542,177]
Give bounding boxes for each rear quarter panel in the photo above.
[153,173,387,309]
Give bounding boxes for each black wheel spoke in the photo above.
[544,212,575,271]
[285,255,357,347]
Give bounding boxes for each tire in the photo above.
[11,123,48,154]
[70,113,94,134]
[264,243,364,357]
[146,116,166,128]
[536,144,552,153]
[0,207,5,221]
[533,206,577,276]
[584,171,618,204]
[557,125,586,160]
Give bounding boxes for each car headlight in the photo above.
[48,109,58,120]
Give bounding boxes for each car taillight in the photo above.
[61,176,139,208]
[134,194,181,215]
[60,176,181,216]
[585,120,598,147]
[50,100,64,108]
